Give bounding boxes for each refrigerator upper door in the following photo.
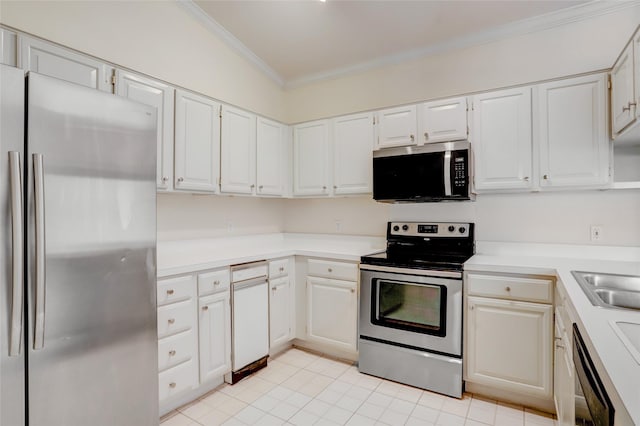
[25,72,159,426]
[0,64,26,426]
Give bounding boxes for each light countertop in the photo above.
[157,233,385,278]
[465,241,640,425]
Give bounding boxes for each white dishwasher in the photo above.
[225,261,269,384]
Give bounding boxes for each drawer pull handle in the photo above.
[213,280,220,285]
[202,306,209,311]
[328,268,333,273]
[166,289,174,295]
[505,286,511,292]
[169,350,176,356]
[168,318,175,324]
[350,288,355,293]
[169,382,176,389]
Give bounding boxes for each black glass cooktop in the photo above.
[360,251,472,272]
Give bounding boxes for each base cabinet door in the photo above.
[554,336,575,425]
[307,276,357,352]
[199,292,231,383]
[269,276,291,348]
[466,296,552,398]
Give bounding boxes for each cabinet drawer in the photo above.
[308,259,358,281]
[467,273,553,303]
[157,300,195,339]
[158,329,196,372]
[157,275,196,306]
[158,358,198,401]
[269,259,289,278]
[198,268,230,296]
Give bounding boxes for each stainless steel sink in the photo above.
[571,271,640,311]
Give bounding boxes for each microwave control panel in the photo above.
[451,150,469,195]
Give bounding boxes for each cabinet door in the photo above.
[293,120,330,196]
[174,90,220,193]
[471,88,533,192]
[554,327,575,425]
[256,117,285,196]
[0,29,17,66]
[269,276,291,348]
[376,105,417,149]
[18,35,112,92]
[332,112,374,195]
[115,70,175,191]
[419,97,468,143]
[538,74,610,188]
[466,296,552,398]
[199,291,231,383]
[307,276,357,352]
[221,105,256,194]
[611,42,635,136]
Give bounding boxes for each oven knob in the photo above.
[448,225,455,232]
[393,225,400,232]
[402,225,409,231]
[459,227,466,234]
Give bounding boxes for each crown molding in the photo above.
[177,0,285,87]
[177,0,639,90]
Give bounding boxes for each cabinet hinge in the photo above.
[373,116,376,125]
[607,77,611,90]
[219,106,223,118]
[111,73,116,86]
[467,125,469,136]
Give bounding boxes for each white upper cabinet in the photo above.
[419,97,468,144]
[376,105,417,149]
[293,120,330,196]
[220,105,257,194]
[115,70,175,191]
[256,117,286,196]
[471,87,533,192]
[18,35,112,92]
[332,112,374,195]
[611,42,636,135]
[0,29,17,66]
[538,74,610,189]
[174,90,221,193]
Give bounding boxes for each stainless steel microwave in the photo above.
[372,141,474,202]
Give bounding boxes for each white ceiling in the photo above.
[188,0,615,87]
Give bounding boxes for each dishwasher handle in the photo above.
[233,277,267,291]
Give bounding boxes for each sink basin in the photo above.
[571,271,640,311]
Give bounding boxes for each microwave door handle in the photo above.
[444,150,452,196]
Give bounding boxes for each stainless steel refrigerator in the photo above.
[1,64,159,425]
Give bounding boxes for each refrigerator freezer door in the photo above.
[25,72,159,426]
[0,64,26,426]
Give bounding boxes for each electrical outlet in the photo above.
[335,220,342,232]
[590,225,603,242]
[227,222,234,233]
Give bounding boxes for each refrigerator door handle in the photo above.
[9,151,24,357]
[33,153,46,350]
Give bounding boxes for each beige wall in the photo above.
[0,0,287,121]
[284,6,640,123]
[157,193,285,241]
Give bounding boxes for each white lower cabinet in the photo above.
[554,285,576,426]
[465,273,553,400]
[157,274,199,405]
[198,291,231,383]
[306,275,357,352]
[269,276,291,348]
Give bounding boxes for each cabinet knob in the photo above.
[323,186,327,190]
[505,286,511,292]
[523,177,529,181]
[162,176,169,183]
[168,318,175,324]
[202,306,209,311]
[169,382,176,389]
[169,350,176,356]
[279,267,284,272]
[272,286,277,292]
[177,177,184,183]
[470,305,474,310]
[251,184,255,189]
[166,289,174,295]
[424,132,429,140]
[543,174,548,180]
[213,280,220,285]
[350,288,355,293]
[409,134,415,142]
[328,268,333,273]
[333,185,337,189]
[259,185,263,190]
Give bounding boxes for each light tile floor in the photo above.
[160,348,557,426]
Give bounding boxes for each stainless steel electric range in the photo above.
[358,221,475,398]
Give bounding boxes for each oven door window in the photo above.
[371,278,447,337]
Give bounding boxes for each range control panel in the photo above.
[389,222,471,237]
